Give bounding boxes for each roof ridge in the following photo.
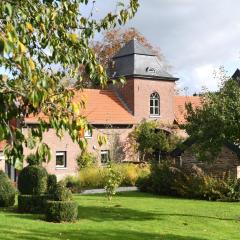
[113,39,156,59]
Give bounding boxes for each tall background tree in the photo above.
[184,70,240,162]
[0,0,139,168]
[76,27,170,87]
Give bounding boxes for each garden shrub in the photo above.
[74,164,150,191]
[64,176,82,193]
[76,151,96,169]
[150,162,181,196]
[138,161,240,202]
[46,200,78,222]
[136,175,153,192]
[26,154,42,166]
[54,183,72,201]
[18,165,48,195]
[114,163,150,186]
[18,194,53,213]
[47,174,57,194]
[0,170,16,207]
[63,164,150,192]
[79,167,107,189]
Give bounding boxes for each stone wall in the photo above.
[180,146,240,178]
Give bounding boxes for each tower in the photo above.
[111,39,178,123]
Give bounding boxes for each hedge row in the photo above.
[46,201,78,222]
[18,194,53,213]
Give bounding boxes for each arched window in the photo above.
[150,92,160,116]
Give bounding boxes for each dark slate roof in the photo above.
[232,68,240,80]
[111,39,178,81]
[171,138,240,158]
[113,39,155,58]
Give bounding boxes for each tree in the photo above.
[0,0,139,168]
[128,120,182,161]
[184,74,240,162]
[76,27,169,87]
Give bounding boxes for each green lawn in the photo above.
[0,192,240,240]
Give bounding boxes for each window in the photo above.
[150,92,160,116]
[56,151,67,168]
[101,150,110,165]
[84,129,92,138]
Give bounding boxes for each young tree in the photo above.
[128,120,182,161]
[76,27,170,87]
[184,75,240,162]
[0,0,139,168]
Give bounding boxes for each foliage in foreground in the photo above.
[0,0,139,168]
[63,163,150,193]
[0,171,16,207]
[136,162,240,202]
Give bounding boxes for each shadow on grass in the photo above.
[0,226,209,240]
[78,205,159,221]
[78,205,238,222]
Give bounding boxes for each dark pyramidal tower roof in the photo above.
[112,39,178,81]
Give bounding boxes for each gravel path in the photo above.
[81,186,138,194]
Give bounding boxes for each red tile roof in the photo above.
[25,89,136,125]
[174,96,202,124]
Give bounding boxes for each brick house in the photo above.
[0,39,202,180]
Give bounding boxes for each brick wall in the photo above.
[134,78,176,123]
[22,126,134,180]
[181,146,240,178]
[113,77,176,123]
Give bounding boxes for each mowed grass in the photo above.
[0,192,240,240]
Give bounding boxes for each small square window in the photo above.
[56,151,67,168]
[84,129,92,138]
[101,150,110,165]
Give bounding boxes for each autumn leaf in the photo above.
[26,22,34,33]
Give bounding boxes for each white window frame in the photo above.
[56,151,67,169]
[100,150,110,165]
[84,129,92,138]
[150,92,160,117]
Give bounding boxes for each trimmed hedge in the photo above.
[18,194,53,213]
[18,165,48,195]
[54,184,72,201]
[47,174,57,194]
[0,170,16,207]
[46,201,78,222]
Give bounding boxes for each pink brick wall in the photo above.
[133,78,176,123]
[22,126,134,180]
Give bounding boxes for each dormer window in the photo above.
[150,92,160,116]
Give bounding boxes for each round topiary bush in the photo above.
[0,170,16,207]
[54,183,72,201]
[18,165,48,195]
[46,200,78,222]
[47,174,57,194]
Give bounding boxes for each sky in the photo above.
[91,0,240,94]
